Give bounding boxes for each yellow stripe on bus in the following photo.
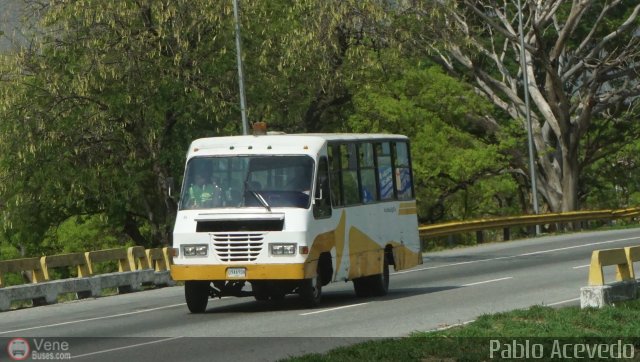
[399,201,416,208]
[171,263,306,281]
[399,207,417,215]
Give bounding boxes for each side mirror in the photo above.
[315,178,328,201]
[166,177,177,199]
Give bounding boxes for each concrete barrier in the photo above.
[146,247,175,287]
[581,247,638,308]
[0,246,174,312]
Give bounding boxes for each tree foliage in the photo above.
[0,0,448,254]
[1,0,639,257]
[343,51,520,222]
[427,1,640,213]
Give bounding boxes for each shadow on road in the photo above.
[199,284,459,314]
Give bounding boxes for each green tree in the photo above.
[424,1,640,213]
[0,0,241,251]
[0,0,449,253]
[344,51,519,222]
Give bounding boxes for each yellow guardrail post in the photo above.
[162,247,173,271]
[85,248,131,275]
[40,253,91,281]
[145,248,167,272]
[587,248,633,286]
[0,257,46,287]
[127,246,150,271]
[624,246,640,280]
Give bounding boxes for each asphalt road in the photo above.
[2,228,639,361]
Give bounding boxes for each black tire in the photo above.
[251,282,270,301]
[299,276,322,308]
[352,277,371,298]
[254,292,270,301]
[369,257,390,296]
[185,281,210,313]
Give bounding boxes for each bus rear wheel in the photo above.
[185,281,210,313]
[352,277,371,297]
[369,257,389,296]
[353,257,390,297]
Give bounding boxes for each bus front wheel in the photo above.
[185,281,210,313]
[299,276,322,307]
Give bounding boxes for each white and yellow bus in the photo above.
[171,132,422,313]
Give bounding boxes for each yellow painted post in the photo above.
[31,263,45,283]
[587,248,632,286]
[624,246,640,279]
[40,253,91,280]
[148,248,168,272]
[85,252,94,275]
[0,258,46,286]
[77,259,90,278]
[127,246,150,270]
[117,254,130,273]
[86,248,131,275]
[162,247,173,271]
[40,256,51,281]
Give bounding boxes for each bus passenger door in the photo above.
[313,157,332,219]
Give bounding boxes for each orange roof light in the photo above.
[253,121,267,135]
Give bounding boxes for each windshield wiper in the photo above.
[244,181,271,211]
[250,190,271,212]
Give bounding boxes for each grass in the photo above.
[284,300,640,361]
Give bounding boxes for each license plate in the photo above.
[226,267,246,278]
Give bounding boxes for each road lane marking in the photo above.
[546,298,580,306]
[0,303,187,335]
[393,236,640,275]
[299,302,369,316]
[71,336,183,359]
[432,319,476,331]
[462,276,513,287]
[572,264,590,269]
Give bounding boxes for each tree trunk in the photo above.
[561,149,579,213]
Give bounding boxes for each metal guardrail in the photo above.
[419,207,640,239]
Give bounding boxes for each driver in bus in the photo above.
[187,174,222,208]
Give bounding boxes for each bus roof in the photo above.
[187,133,409,158]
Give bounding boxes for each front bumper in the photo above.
[171,263,307,281]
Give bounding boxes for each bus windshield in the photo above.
[180,155,314,210]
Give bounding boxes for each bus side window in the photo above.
[313,157,332,219]
[328,144,343,207]
[359,142,377,203]
[395,142,413,200]
[376,142,395,201]
[341,144,360,205]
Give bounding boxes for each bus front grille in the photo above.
[212,233,264,262]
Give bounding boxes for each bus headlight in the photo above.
[270,243,297,256]
[183,244,208,257]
